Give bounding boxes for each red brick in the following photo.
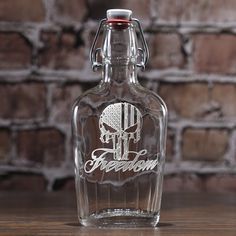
[53,0,87,24]
[53,178,75,191]
[0,0,45,22]
[163,174,203,192]
[163,175,182,192]
[120,0,151,21]
[159,82,236,120]
[182,129,229,162]
[147,33,185,69]
[156,0,236,23]
[205,174,236,192]
[51,84,83,123]
[87,0,150,21]
[193,34,236,74]
[39,32,86,70]
[87,0,112,19]
[0,130,11,161]
[158,83,209,119]
[0,33,31,69]
[211,84,236,118]
[0,174,46,191]
[0,83,46,120]
[17,129,65,167]
[164,174,236,193]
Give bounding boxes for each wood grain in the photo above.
[0,192,235,236]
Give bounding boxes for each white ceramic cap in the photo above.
[106,9,132,20]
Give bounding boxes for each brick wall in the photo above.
[0,0,236,192]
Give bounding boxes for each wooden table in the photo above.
[0,192,235,235]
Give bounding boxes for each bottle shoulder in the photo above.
[133,84,167,113]
[72,84,105,109]
[72,82,167,118]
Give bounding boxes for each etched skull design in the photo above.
[99,102,142,160]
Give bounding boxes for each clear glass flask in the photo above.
[72,9,168,227]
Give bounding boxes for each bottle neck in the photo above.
[101,22,138,84]
[102,63,137,84]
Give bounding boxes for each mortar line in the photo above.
[3,69,236,83]
[0,119,235,130]
[3,20,236,32]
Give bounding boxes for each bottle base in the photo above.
[79,209,160,227]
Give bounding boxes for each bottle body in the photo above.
[72,9,168,227]
[72,77,167,227]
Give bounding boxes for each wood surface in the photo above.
[0,192,235,236]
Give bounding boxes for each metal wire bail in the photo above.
[90,18,149,71]
[90,19,106,71]
[132,18,149,70]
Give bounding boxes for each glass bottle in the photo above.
[72,9,167,227]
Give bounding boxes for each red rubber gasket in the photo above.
[106,19,131,24]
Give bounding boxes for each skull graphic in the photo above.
[99,102,142,160]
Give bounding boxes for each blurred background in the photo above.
[0,0,236,192]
